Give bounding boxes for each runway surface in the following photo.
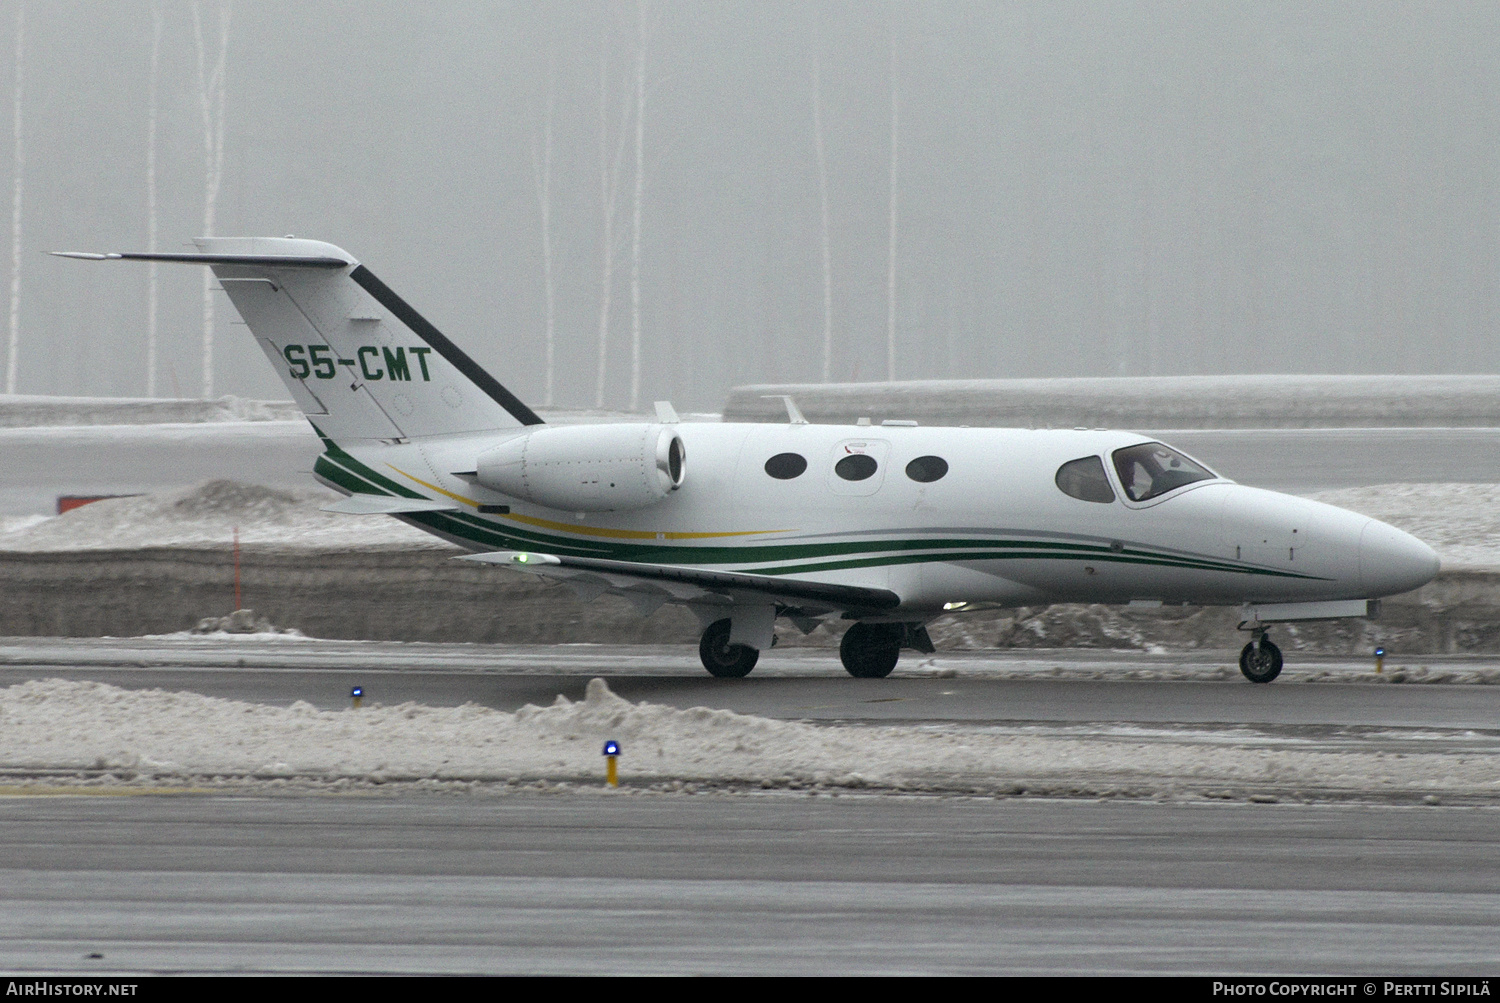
[2,793,1496,975]
[4,638,1499,975]
[4,638,1499,730]
[1,423,1497,514]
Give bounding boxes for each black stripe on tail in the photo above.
[350,264,544,427]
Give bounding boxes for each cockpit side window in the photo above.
[1055,456,1116,503]
[1110,442,1215,502]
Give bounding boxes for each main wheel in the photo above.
[840,622,902,679]
[1239,638,1283,683]
[699,618,759,678]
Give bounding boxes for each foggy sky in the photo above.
[10,1,1500,410]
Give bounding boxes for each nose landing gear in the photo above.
[1239,631,1283,683]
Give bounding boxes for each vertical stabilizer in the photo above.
[56,237,543,443]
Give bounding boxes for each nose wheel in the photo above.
[1239,634,1283,683]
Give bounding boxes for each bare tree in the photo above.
[595,26,632,410]
[811,20,833,383]
[531,52,557,407]
[627,1,649,411]
[4,2,22,396]
[146,1,162,397]
[885,19,899,383]
[192,1,230,399]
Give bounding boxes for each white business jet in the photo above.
[57,239,1440,682]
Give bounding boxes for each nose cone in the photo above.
[1359,519,1440,596]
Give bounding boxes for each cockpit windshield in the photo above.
[1111,442,1216,502]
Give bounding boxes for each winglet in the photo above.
[760,395,808,425]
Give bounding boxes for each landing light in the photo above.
[943,601,969,611]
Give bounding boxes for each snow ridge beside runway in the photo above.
[3,677,1496,802]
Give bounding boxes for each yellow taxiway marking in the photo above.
[386,464,789,542]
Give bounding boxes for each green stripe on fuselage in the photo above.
[310,434,1325,582]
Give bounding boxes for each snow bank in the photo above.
[0,479,446,552]
[726,375,1500,429]
[0,394,301,428]
[1306,483,1500,569]
[2,677,1494,799]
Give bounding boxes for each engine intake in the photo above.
[474,423,686,512]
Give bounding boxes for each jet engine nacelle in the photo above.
[474,423,686,512]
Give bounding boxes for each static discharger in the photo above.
[603,740,620,787]
[351,686,364,709]
[1374,647,1386,673]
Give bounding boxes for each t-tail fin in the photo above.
[54,237,543,443]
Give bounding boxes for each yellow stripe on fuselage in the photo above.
[386,464,787,541]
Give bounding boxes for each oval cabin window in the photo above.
[764,452,808,480]
[834,454,879,481]
[905,455,948,483]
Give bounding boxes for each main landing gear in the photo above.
[839,622,903,679]
[696,617,934,680]
[1239,631,1283,684]
[699,618,759,678]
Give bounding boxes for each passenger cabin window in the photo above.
[1055,456,1116,503]
[835,454,879,481]
[905,455,948,483]
[1111,442,1215,502]
[764,452,808,480]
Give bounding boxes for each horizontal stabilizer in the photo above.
[321,495,461,515]
[51,251,351,268]
[464,549,901,615]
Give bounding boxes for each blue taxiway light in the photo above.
[351,686,364,698]
[603,740,620,757]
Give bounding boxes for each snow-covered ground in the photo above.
[1307,483,1500,570]
[0,479,1493,568]
[725,374,1500,428]
[0,480,447,552]
[0,676,1492,800]
[0,393,301,427]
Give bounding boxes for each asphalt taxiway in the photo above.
[3,639,1498,976]
[2,794,1496,975]
[2,639,1498,731]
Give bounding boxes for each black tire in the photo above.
[699,618,759,678]
[1239,638,1283,683]
[840,622,902,679]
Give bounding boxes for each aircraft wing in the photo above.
[462,550,900,617]
[321,495,461,515]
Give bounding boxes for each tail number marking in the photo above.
[282,345,432,381]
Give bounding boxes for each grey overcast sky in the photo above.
[9,1,1500,409]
